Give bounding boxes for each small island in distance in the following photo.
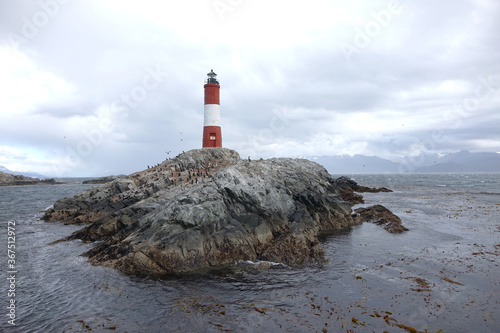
[0,171,62,187]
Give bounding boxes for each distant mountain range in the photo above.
[0,165,47,179]
[309,150,500,174]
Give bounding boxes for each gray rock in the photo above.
[43,148,403,275]
[353,205,409,233]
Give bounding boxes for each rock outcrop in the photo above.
[43,148,405,275]
[335,176,392,205]
[0,171,61,186]
[353,205,409,233]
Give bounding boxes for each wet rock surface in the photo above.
[336,176,392,205]
[43,148,404,275]
[353,204,409,233]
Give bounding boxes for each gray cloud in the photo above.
[0,0,498,176]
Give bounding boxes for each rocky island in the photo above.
[0,171,61,186]
[43,148,406,275]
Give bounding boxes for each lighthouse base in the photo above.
[202,126,222,148]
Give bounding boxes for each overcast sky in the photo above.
[1,0,499,176]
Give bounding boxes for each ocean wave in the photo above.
[236,260,289,269]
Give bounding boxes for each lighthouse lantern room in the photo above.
[202,69,222,148]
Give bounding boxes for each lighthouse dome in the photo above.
[207,69,217,77]
[206,69,219,84]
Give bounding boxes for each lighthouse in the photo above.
[202,69,222,148]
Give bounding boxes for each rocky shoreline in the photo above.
[42,148,407,275]
[0,171,62,187]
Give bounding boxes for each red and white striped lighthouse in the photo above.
[202,69,222,148]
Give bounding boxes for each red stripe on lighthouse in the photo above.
[202,126,222,148]
[204,83,220,105]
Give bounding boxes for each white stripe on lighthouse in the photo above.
[204,104,220,126]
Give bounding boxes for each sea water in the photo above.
[0,174,499,332]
